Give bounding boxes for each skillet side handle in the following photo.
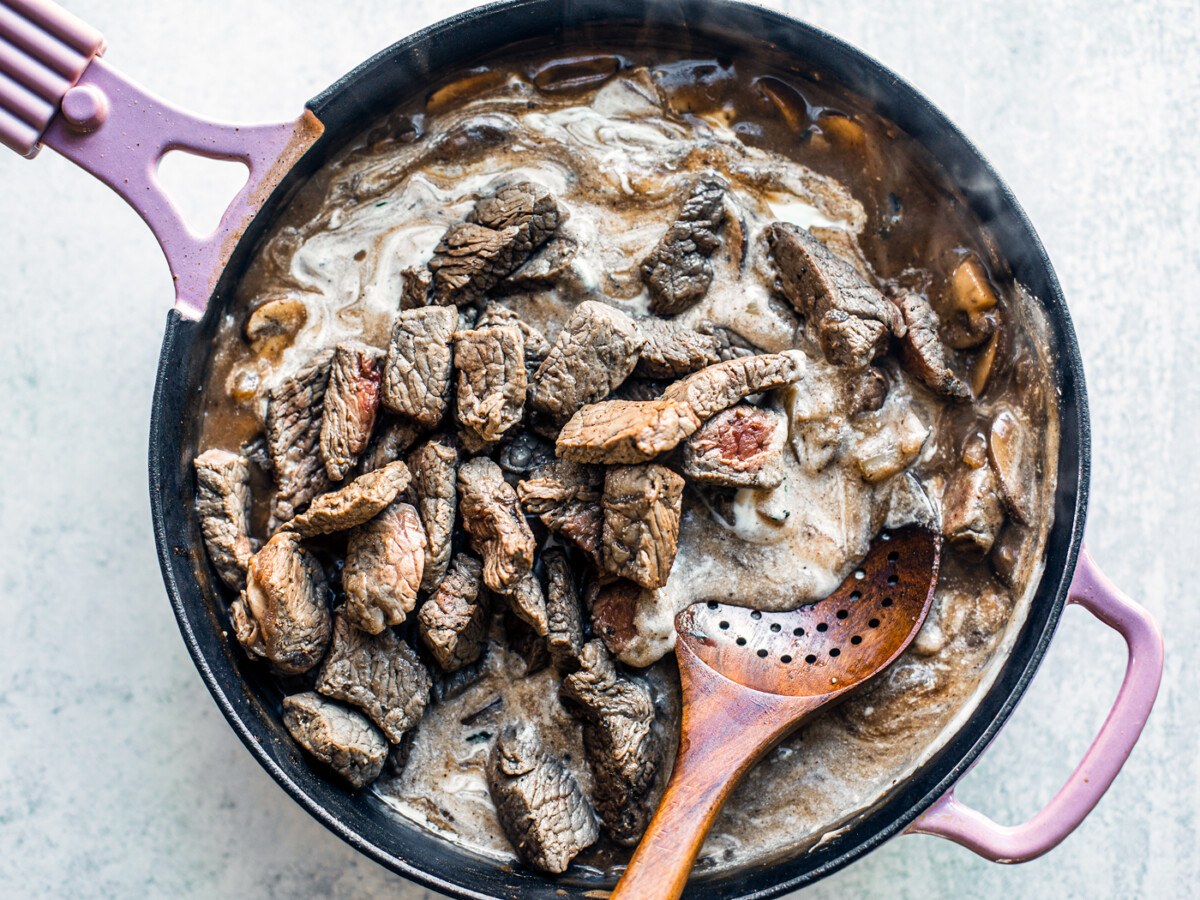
[0,0,323,320]
[904,545,1164,862]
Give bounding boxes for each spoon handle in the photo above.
[611,645,816,900]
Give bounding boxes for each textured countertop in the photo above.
[1,1,1194,897]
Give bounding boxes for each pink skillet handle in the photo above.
[905,546,1164,862]
[0,0,324,319]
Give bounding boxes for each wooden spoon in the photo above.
[611,525,942,900]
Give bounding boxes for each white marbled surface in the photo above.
[0,0,1195,897]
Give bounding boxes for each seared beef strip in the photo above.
[357,416,421,475]
[417,554,490,671]
[458,457,536,595]
[767,223,904,368]
[399,266,433,309]
[641,177,726,315]
[507,569,550,636]
[588,578,643,662]
[529,300,644,425]
[282,692,387,790]
[194,448,254,590]
[407,436,458,592]
[660,351,805,420]
[343,500,427,633]
[501,236,577,290]
[555,399,700,465]
[486,723,599,873]
[517,460,605,569]
[475,301,552,369]
[543,548,585,673]
[943,463,1006,555]
[560,641,660,845]
[230,531,332,675]
[634,316,723,378]
[288,459,411,538]
[316,613,431,743]
[382,305,458,427]
[266,348,334,529]
[895,290,970,399]
[453,325,527,448]
[429,182,559,305]
[682,405,788,488]
[320,342,385,481]
[601,463,685,590]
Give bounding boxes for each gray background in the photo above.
[0,0,1195,897]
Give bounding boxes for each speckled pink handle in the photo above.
[0,0,324,319]
[905,546,1164,862]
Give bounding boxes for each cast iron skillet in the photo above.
[1,0,1163,897]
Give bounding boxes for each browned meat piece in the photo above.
[194,449,253,590]
[560,641,660,845]
[266,349,334,529]
[429,183,559,305]
[400,266,432,309]
[458,457,536,594]
[230,531,332,675]
[682,405,788,488]
[895,290,970,398]
[316,613,430,743]
[321,342,385,481]
[601,464,685,590]
[507,569,550,636]
[660,351,805,420]
[357,416,421,475]
[486,723,599,873]
[407,437,458,591]
[517,460,605,568]
[343,500,427,633]
[766,223,904,368]
[543,549,584,673]
[988,409,1035,523]
[502,236,577,289]
[475,301,552,369]
[529,301,644,425]
[843,367,889,416]
[282,692,387,790]
[943,463,1006,555]
[588,578,643,661]
[506,609,551,676]
[288,460,412,538]
[633,317,722,378]
[704,323,763,361]
[498,431,556,477]
[641,178,726,315]
[381,305,458,427]
[417,554,489,671]
[453,325,527,447]
[555,399,700,465]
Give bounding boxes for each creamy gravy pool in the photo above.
[197,43,1059,878]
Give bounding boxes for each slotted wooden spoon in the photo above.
[611,525,942,900]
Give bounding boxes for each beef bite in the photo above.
[634,316,723,378]
[288,459,412,538]
[894,289,970,399]
[517,460,605,568]
[453,325,527,450]
[601,463,685,590]
[529,300,645,425]
[555,399,700,465]
[660,351,806,420]
[266,348,334,529]
[641,177,727,315]
[560,641,661,845]
[194,448,254,590]
[407,436,458,592]
[682,405,788,488]
[417,553,490,671]
[282,692,387,790]
[342,500,427,633]
[429,182,559,305]
[767,223,904,369]
[316,613,430,744]
[230,531,332,675]
[458,457,537,595]
[382,305,458,427]
[542,548,585,673]
[320,342,385,481]
[486,723,599,873]
[475,301,552,370]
